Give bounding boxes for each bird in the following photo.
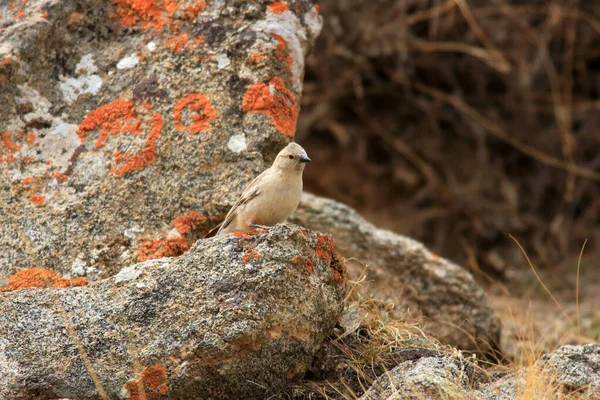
[216,142,311,235]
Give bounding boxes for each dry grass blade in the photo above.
[454,0,511,73]
[40,276,109,400]
[575,239,587,342]
[508,234,567,321]
[403,79,600,182]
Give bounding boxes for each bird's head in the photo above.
[273,142,311,173]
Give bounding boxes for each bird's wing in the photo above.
[216,172,265,234]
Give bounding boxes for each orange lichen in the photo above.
[30,195,45,205]
[314,4,320,14]
[430,252,441,261]
[193,34,205,46]
[173,94,217,134]
[111,0,175,32]
[50,172,68,182]
[77,100,163,175]
[111,113,163,175]
[42,10,48,18]
[182,0,206,19]
[137,237,190,262]
[233,228,268,239]
[124,364,169,400]
[0,268,87,292]
[269,2,289,13]
[1,131,22,164]
[272,33,287,59]
[250,52,262,63]
[271,34,293,75]
[305,256,315,274]
[1,56,12,65]
[164,32,189,52]
[173,211,208,236]
[242,77,298,137]
[315,234,336,264]
[242,247,260,262]
[22,176,35,184]
[25,132,35,144]
[77,100,138,146]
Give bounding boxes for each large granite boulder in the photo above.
[0,0,322,279]
[292,193,501,354]
[0,225,346,399]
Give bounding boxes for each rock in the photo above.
[0,225,346,400]
[291,193,501,353]
[0,0,322,279]
[538,344,600,396]
[479,344,600,399]
[360,344,600,400]
[359,354,482,400]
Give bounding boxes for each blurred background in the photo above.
[297,0,600,349]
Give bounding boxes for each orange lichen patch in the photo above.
[15,9,25,19]
[182,0,206,19]
[111,113,163,175]
[193,34,205,46]
[25,132,35,144]
[77,100,163,175]
[173,94,217,134]
[271,34,293,75]
[50,172,68,182]
[305,256,315,274]
[430,252,441,261]
[272,33,287,61]
[164,32,189,52]
[233,228,268,239]
[22,176,35,184]
[250,52,262,63]
[42,10,48,18]
[111,0,176,32]
[124,364,169,400]
[1,131,22,164]
[141,100,153,110]
[314,4,320,14]
[242,77,298,137]
[77,100,138,146]
[137,237,190,262]
[173,211,208,236]
[30,195,45,205]
[315,233,336,264]
[0,268,87,292]
[330,251,348,286]
[269,2,289,13]
[242,247,260,263]
[1,56,12,65]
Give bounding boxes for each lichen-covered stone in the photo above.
[0,225,346,400]
[291,193,501,354]
[0,0,322,279]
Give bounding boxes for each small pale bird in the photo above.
[216,142,311,235]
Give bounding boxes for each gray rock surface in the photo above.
[360,344,600,400]
[291,193,501,353]
[359,355,480,400]
[0,0,322,278]
[0,225,346,400]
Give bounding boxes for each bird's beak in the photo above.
[299,154,312,163]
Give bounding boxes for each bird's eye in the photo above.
[288,155,294,160]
